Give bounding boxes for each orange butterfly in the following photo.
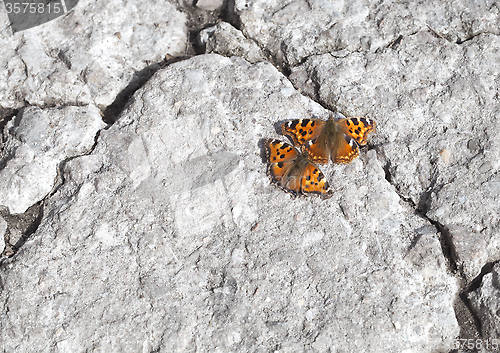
[281,113,376,164]
[265,139,331,196]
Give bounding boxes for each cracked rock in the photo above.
[231,0,500,66]
[0,54,459,352]
[0,0,187,109]
[468,262,500,340]
[199,22,267,63]
[0,215,6,254]
[0,105,105,214]
[195,0,225,11]
[291,30,500,282]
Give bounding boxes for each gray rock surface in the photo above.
[199,22,267,63]
[0,105,104,214]
[0,215,6,254]
[0,55,459,352]
[195,0,225,11]
[231,0,500,66]
[0,0,187,110]
[290,30,500,282]
[2,0,500,350]
[468,263,500,340]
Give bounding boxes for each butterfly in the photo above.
[281,113,376,164]
[265,139,331,196]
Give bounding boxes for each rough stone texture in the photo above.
[199,22,267,64]
[0,215,6,254]
[0,0,187,110]
[468,263,500,340]
[231,0,500,66]
[0,55,459,352]
[195,0,225,11]
[2,0,500,349]
[290,30,500,282]
[0,105,105,214]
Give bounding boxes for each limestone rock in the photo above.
[0,105,105,214]
[195,0,225,11]
[199,22,267,64]
[231,0,500,66]
[468,263,500,340]
[0,0,187,110]
[0,55,459,352]
[291,31,500,281]
[0,215,6,254]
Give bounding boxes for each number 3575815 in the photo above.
[5,2,62,14]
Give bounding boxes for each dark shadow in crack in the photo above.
[102,56,192,125]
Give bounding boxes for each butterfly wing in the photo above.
[330,133,360,163]
[339,117,376,146]
[282,116,375,165]
[265,139,300,185]
[303,138,331,164]
[299,161,331,195]
[265,139,330,196]
[280,157,330,195]
[281,118,326,147]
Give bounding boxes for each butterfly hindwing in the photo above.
[300,162,330,194]
[303,138,330,164]
[265,139,330,196]
[331,133,359,163]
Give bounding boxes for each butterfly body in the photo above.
[281,114,376,164]
[265,139,330,196]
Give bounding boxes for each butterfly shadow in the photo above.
[258,138,270,164]
[272,119,296,145]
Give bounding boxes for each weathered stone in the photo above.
[0,55,459,352]
[468,263,500,341]
[0,105,105,214]
[0,215,6,254]
[231,0,500,66]
[291,31,500,281]
[0,0,187,109]
[196,0,224,11]
[199,22,267,64]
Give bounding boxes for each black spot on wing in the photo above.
[300,119,311,127]
[360,118,369,125]
[287,120,299,129]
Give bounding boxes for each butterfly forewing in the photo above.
[281,115,376,165]
[340,117,376,146]
[266,139,299,183]
[265,139,330,196]
[281,118,325,146]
